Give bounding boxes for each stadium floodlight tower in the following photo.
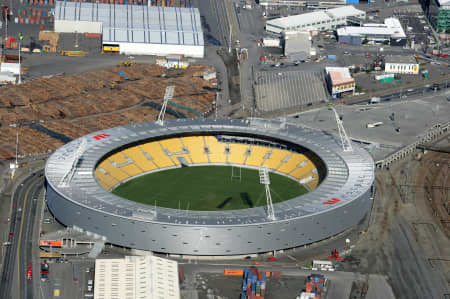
[58,138,87,188]
[259,168,276,221]
[157,86,176,126]
[330,107,353,152]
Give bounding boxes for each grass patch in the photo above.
[112,166,308,211]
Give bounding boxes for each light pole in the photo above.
[18,32,23,84]
[18,41,21,84]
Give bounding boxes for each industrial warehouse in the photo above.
[94,256,180,299]
[337,18,407,46]
[54,1,204,57]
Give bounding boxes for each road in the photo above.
[0,169,44,299]
[348,81,450,105]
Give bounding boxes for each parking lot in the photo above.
[38,261,95,299]
[393,10,434,52]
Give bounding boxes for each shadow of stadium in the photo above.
[216,192,254,209]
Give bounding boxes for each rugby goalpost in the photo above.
[230,165,276,220]
[231,165,242,181]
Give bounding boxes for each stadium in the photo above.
[45,118,375,256]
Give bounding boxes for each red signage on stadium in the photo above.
[93,134,110,140]
[322,198,340,205]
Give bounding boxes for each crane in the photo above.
[330,106,353,152]
[157,86,175,126]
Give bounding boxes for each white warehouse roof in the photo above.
[437,0,450,6]
[94,255,180,299]
[55,1,203,48]
[266,6,365,30]
[337,17,406,39]
[326,5,365,18]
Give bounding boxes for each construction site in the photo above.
[0,63,216,159]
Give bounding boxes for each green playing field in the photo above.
[112,166,308,211]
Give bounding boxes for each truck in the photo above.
[60,50,87,57]
[26,263,32,280]
[327,54,337,59]
[41,261,49,281]
[262,37,280,48]
[369,97,381,104]
[366,122,383,128]
[88,279,93,292]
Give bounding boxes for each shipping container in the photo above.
[380,77,394,83]
[225,269,244,276]
[85,33,101,38]
[1,62,21,75]
[103,45,120,53]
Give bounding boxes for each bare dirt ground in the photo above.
[342,136,450,299]
[0,64,216,159]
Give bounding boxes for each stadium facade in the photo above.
[45,118,375,256]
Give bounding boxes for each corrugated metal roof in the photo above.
[336,17,406,38]
[94,256,180,299]
[55,1,203,46]
[266,5,364,29]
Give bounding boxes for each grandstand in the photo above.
[45,118,375,256]
[95,135,321,192]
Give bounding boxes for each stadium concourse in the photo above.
[45,118,375,256]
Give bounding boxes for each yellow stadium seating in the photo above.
[290,167,308,179]
[204,136,227,163]
[306,177,319,189]
[107,152,128,165]
[245,146,268,167]
[170,154,192,166]
[227,144,248,165]
[123,147,158,172]
[181,137,209,164]
[139,142,175,168]
[290,160,315,179]
[94,169,120,190]
[262,149,290,170]
[120,163,142,177]
[97,161,129,181]
[160,138,184,153]
[277,154,306,174]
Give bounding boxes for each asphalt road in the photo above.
[0,169,44,299]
